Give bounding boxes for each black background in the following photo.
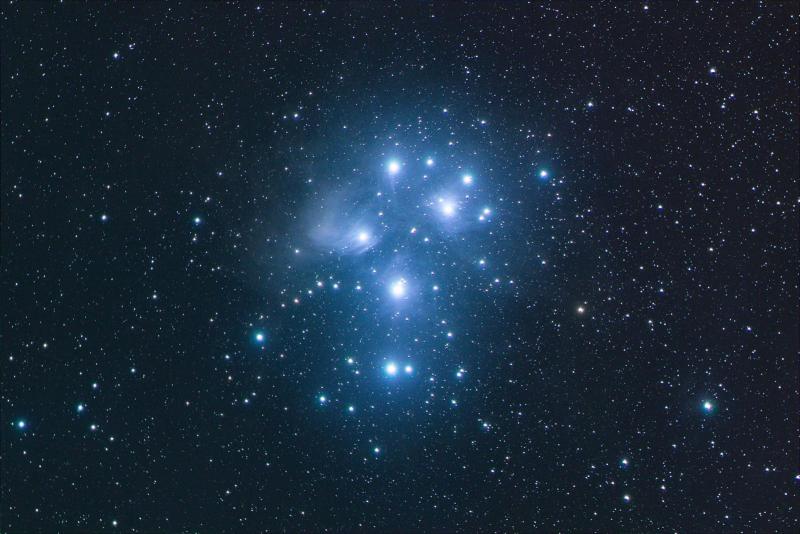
[2,2,798,532]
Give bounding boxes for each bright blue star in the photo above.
[389,279,407,299]
[438,198,457,217]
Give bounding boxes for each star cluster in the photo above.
[2,2,799,533]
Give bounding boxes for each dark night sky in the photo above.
[2,2,799,532]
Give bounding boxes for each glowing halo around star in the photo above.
[307,198,380,256]
[389,278,408,299]
[437,197,458,218]
[384,361,414,378]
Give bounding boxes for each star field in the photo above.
[2,2,799,532]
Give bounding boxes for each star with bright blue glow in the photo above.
[390,279,407,299]
[438,198,457,217]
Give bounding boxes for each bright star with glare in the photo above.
[255,332,265,343]
[390,279,407,298]
[426,158,434,166]
[357,231,369,243]
[16,420,26,429]
[385,362,398,376]
[404,365,413,374]
[440,200,456,217]
[387,160,400,174]
[462,174,473,185]
[539,170,549,179]
[703,401,713,412]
